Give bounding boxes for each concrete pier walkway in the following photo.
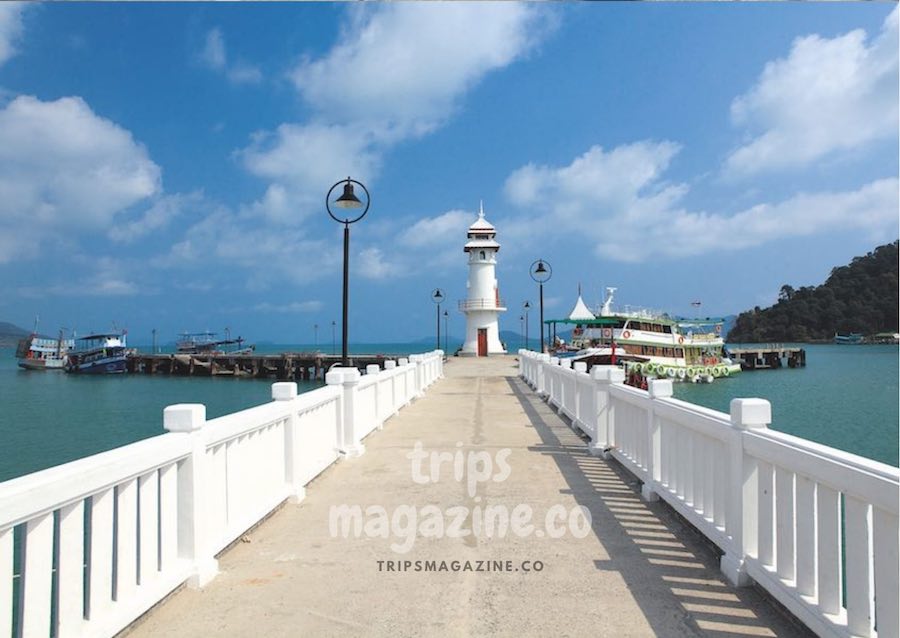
[126,356,809,637]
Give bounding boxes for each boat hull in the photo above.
[65,357,127,374]
[18,358,66,371]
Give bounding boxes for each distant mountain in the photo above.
[0,321,30,348]
[728,241,899,343]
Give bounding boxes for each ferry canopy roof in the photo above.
[543,317,619,326]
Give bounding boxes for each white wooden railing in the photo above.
[519,350,899,638]
[0,351,444,638]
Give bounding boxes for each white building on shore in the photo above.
[459,205,506,356]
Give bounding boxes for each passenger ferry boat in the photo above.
[65,332,128,374]
[551,288,740,383]
[16,330,74,371]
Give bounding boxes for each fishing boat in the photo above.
[834,333,864,345]
[16,329,74,371]
[175,331,254,355]
[549,288,740,383]
[65,332,128,374]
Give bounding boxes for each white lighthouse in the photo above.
[459,204,507,356]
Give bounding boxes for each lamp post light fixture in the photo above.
[432,288,445,351]
[523,301,531,351]
[443,310,449,352]
[326,177,370,367]
[529,259,552,353]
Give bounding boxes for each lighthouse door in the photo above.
[477,329,488,357]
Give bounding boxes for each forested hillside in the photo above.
[728,241,899,342]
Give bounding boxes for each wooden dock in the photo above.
[125,352,406,381]
[728,345,806,370]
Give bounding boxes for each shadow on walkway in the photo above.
[505,374,812,638]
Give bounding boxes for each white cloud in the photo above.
[199,27,261,85]
[238,122,378,223]
[726,7,899,176]
[18,258,140,298]
[400,209,472,247]
[253,300,323,314]
[0,95,160,263]
[290,3,549,139]
[109,192,201,243]
[504,141,898,262]
[153,205,340,290]
[239,4,549,227]
[356,247,401,280]
[0,3,26,67]
[200,28,226,70]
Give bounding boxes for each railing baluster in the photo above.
[22,512,54,637]
[845,496,874,637]
[816,485,842,615]
[88,488,114,620]
[774,467,795,583]
[873,507,899,638]
[0,527,12,637]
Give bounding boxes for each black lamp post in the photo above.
[523,301,531,350]
[530,259,552,353]
[443,310,449,352]
[432,288,444,350]
[519,315,525,349]
[331,320,336,355]
[326,177,370,367]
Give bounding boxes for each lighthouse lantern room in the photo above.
[459,204,506,356]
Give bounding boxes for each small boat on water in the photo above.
[834,333,864,345]
[16,330,74,371]
[175,331,254,356]
[65,332,128,374]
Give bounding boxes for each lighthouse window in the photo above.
[480,250,486,260]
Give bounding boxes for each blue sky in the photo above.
[0,3,897,345]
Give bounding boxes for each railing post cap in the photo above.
[398,357,409,366]
[573,361,588,373]
[384,360,397,369]
[164,403,206,432]
[366,364,380,375]
[436,349,444,356]
[272,382,298,401]
[590,366,625,383]
[730,398,771,429]
[648,379,674,398]
[325,368,345,385]
[341,367,362,384]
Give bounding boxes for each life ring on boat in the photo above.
[678,336,684,344]
[712,366,723,378]
[666,367,676,378]
[622,331,632,339]
[704,366,713,376]
[722,366,731,377]
[677,368,686,379]
[645,363,656,374]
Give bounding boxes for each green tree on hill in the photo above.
[728,241,899,343]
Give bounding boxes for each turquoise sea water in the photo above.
[0,342,896,483]
[0,342,416,482]
[673,344,898,467]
